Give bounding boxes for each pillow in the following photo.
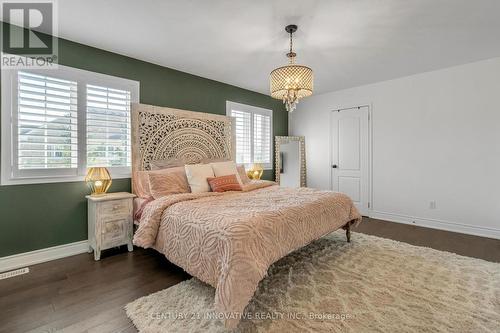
[237,165,250,184]
[210,161,242,184]
[207,174,243,192]
[133,166,188,198]
[150,158,185,170]
[148,168,190,199]
[185,164,215,193]
[133,170,153,198]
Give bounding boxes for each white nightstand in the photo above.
[86,192,136,261]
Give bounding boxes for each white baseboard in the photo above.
[369,210,500,240]
[0,240,89,273]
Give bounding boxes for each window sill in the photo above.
[0,172,131,186]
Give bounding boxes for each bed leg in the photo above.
[346,222,351,243]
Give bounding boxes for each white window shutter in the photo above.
[227,101,273,169]
[16,71,78,170]
[231,109,252,164]
[86,84,131,168]
[253,113,271,164]
[2,64,138,185]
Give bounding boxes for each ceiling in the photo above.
[11,0,500,95]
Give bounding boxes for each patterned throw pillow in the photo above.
[207,174,243,192]
[148,167,191,199]
[134,166,188,198]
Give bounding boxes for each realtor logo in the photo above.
[1,0,58,69]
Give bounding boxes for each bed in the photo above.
[131,103,361,329]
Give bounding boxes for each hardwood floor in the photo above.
[0,247,190,333]
[358,217,500,263]
[1,218,499,332]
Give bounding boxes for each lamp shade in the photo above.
[270,64,313,101]
[85,167,112,196]
[269,25,314,112]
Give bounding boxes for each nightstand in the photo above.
[86,192,136,261]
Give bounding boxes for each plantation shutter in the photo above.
[16,71,78,170]
[231,109,252,164]
[86,84,132,168]
[253,113,271,164]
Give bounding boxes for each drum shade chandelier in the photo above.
[270,25,313,112]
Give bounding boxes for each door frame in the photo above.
[329,103,373,216]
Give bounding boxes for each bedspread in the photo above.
[133,181,361,328]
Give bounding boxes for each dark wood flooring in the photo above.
[357,218,500,263]
[1,218,499,333]
[0,247,190,333]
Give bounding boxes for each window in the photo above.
[16,72,78,175]
[1,63,139,185]
[231,109,252,164]
[226,101,273,169]
[86,84,131,171]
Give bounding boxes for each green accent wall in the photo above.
[0,23,287,257]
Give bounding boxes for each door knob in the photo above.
[332,164,338,168]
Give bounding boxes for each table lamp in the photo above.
[85,167,112,196]
[247,163,264,180]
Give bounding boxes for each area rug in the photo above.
[125,231,500,332]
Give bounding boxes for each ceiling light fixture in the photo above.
[270,24,313,112]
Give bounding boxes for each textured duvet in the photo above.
[133,181,361,329]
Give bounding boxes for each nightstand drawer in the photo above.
[99,200,130,217]
[101,218,127,244]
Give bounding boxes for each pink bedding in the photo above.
[133,181,361,328]
[133,197,152,224]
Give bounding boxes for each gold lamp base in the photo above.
[247,163,264,180]
[85,167,112,196]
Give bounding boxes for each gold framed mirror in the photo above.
[274,136,306,187]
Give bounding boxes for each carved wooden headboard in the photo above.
[131,103,235,172]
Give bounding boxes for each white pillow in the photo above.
[185,164,215,193]
[210,161,242,184]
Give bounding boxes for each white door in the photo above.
[331,106,369,215]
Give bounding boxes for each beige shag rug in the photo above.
[125,231,500,332]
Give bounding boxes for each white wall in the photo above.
[290,57,500,239]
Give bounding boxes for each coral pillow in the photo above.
[207,174,243,192]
